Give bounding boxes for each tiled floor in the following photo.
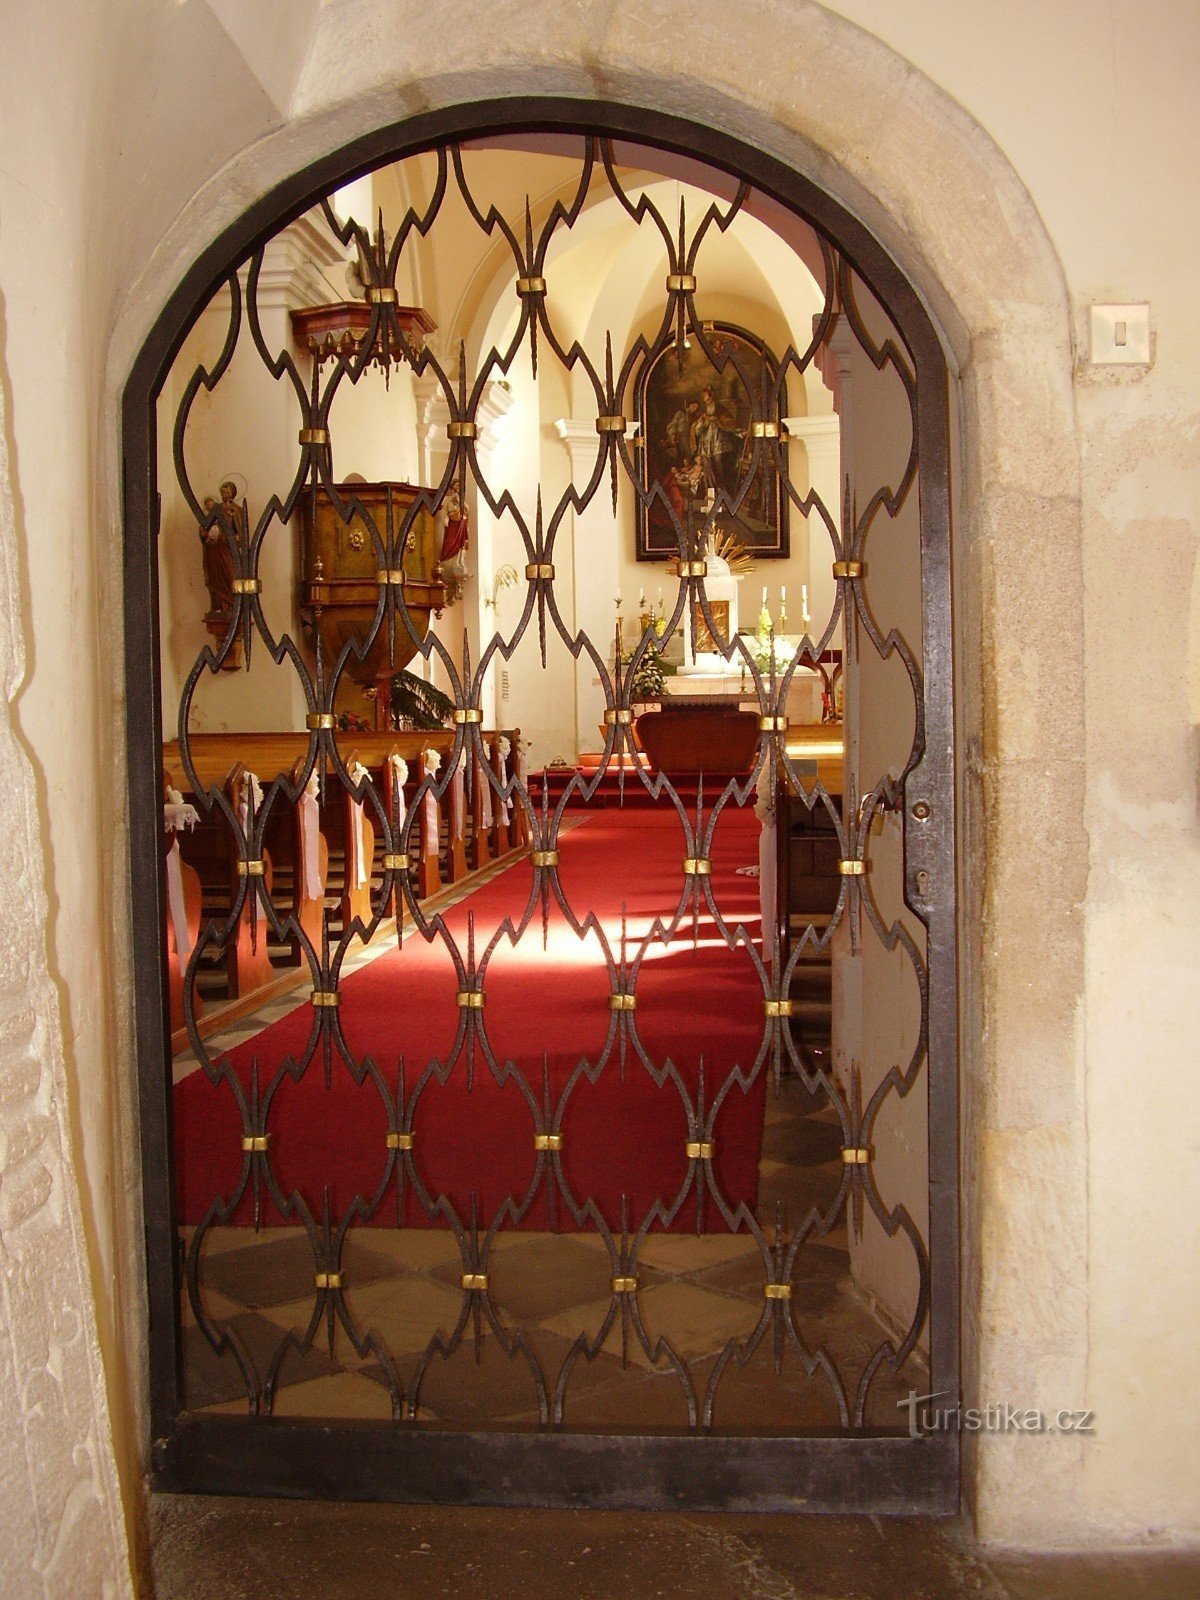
[181,1072,927,1431]
[148,1496,1200,1600]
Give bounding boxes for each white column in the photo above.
[556,417,616,758]
[421,373,514,715]
[782,413,842,643]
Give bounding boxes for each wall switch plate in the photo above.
[1089,303,1151,365]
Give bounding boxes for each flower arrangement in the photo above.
[628,641,666,701]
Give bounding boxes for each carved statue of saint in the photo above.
[199,479,248,667]
[435,481,470,605]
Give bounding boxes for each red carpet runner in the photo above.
[175,803,768,1234]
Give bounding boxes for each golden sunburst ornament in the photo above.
[665,530,754,578]
[709,529,754,576]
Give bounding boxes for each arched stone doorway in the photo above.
[125,99,961,1511]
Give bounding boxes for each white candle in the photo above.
[761,586,768,607]
[781,585,787,606]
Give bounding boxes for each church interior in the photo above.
[2,4,1199,1597]
[159,135,932,1435]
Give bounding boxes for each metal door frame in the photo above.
[124,96,958,1512]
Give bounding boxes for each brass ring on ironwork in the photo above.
[366,286,398,304]
[686,1140,715,1161]
[236,859,265,877]
[516,276,547,295]
[315,1272,342,1290]
[461,1273,488,1291]
[447,420,477,439]
[531,850,559,869]
[611,1277,638,1295]
[534,1133,563,1152]
[759,714,787,732]
[838,858,866,876]
[386,1131,414,1151]
[306,712,335,730]
[231,577,261,595]
[833,559,864,579]
[298,427,329,446]
[526,563,555,580]
[764,998,794,1019]
[596,414,627,434]
[453,707,483,724]
[456,990,484,1009]
[677,560,707,579]
[241,1134,269,1153]
[764,1282,792,1301]
[751,421,779,439]
[311,990,340,1008]
[383,853,409,871]
[682,857,712,877]
[377,568,406,586]
[666,273,697,293]
[610,993,636,1012]
[841,1147,870,1165]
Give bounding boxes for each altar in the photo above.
[634,693,762,776]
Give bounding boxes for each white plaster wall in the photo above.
[0,0,1197,1576]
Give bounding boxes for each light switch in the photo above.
[1089,303,1151,366]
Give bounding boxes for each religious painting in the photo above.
[635,322,789,561]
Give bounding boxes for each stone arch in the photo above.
[103,9,1083,1545]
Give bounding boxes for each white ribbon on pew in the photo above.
[300,771,323,901]
[349,761,371,888]
[496,734,512,824]
[163,789,199,961]
[515,737,530,785]
[165,839,191,960]
[237,771,264,842]
[755,773,776,970]
[421,748,442,859]
[164,787,199,836]
[386,754,409,825]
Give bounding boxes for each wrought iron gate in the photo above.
[126,101,958,1511]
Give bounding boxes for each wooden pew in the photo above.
[163,730,454,796]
